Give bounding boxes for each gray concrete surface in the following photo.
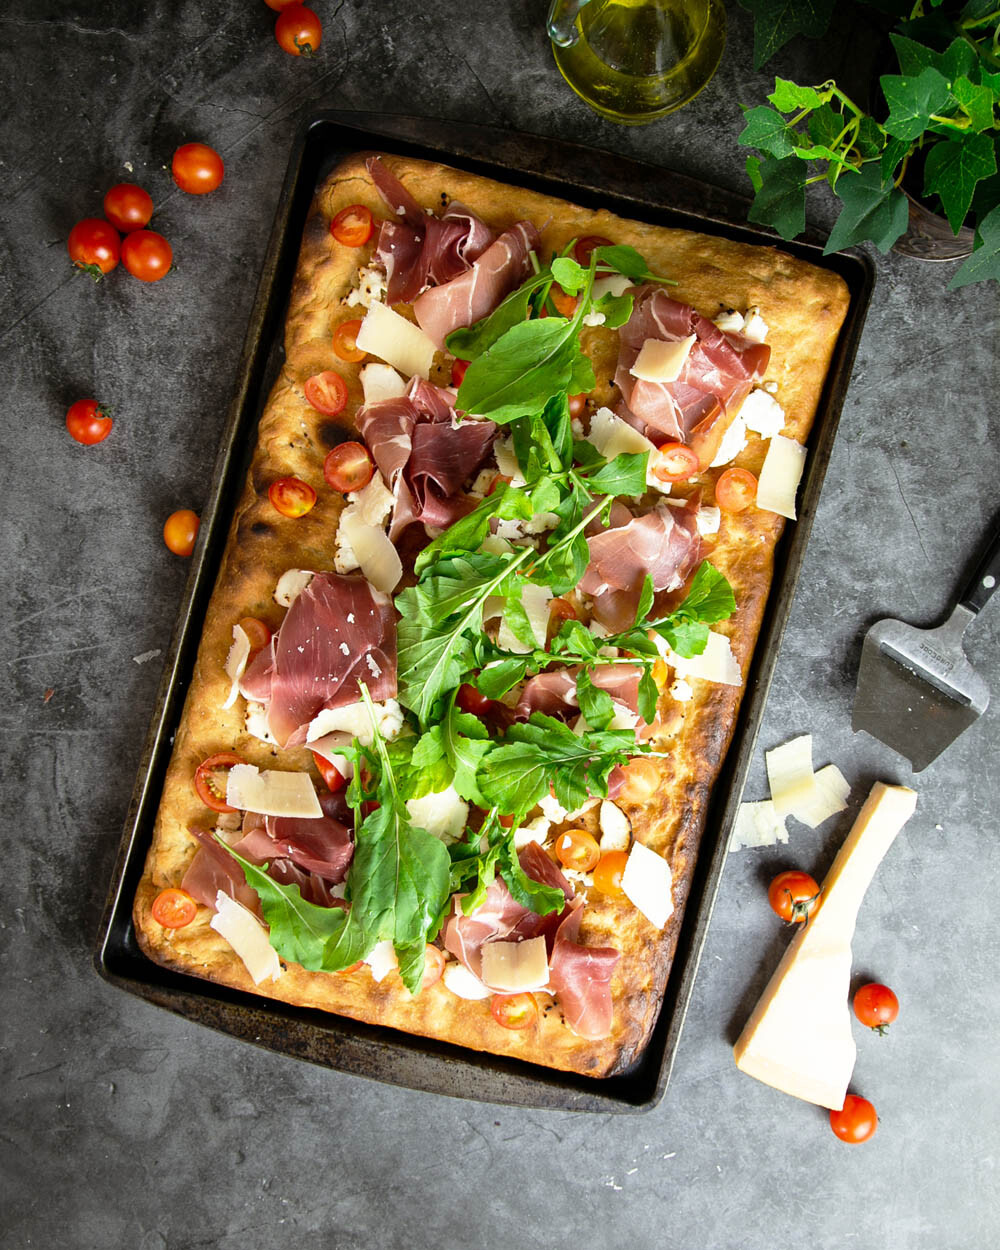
[2,3,998,1247]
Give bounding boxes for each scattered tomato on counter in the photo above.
[65,398,113,445]
[275,4,322,56]
[151,888,198,929]
[122,229,173,282]
[853,982,899,1035]
[172,142,225,195]
[767,869,821,924]
[67,217,120,280]
[829,1094,878,1144]
[102,183,154,232]
[163,508,200,556]
[269,476,317,518]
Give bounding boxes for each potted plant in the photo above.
[736,0,1000,287]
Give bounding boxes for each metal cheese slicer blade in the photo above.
[852,520,999,771]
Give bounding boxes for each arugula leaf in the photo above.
[824,164,909,254]
[634,574,655,627]
[413,484,533,576]
[659,618,710,658]
[551,617,600,661]
[442,701,493,805]
[584,451,649,497]
[551,256,586,294]
[386,729,453,800]
[923,132,997,232]
[593,289,634,328]
[445,273,547,361]
[950,202,1000,288]
[498,834,566,915]
[747,154,808,240]
[739,0,836,70]
[637,667,659,725]
[739,105,798,159]
[593,243,675,285]
[475,656,531,700]
[673,561,737,624]
[575,668,616,731]
[881,67,952,141]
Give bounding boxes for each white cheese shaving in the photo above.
[598,800,631,851]
[524,511,560,535]
[497,582,553,653]
[591,274,632,300]
[333,517,360,573]
[581,309,606,327]
[480,533,514,556]
[405,785,469,844]
[791,764,851,829]
[514,815,551,849]
[587,406,671,494]
[244,700,276,745]
[766,734,817,818]
[480,936,549,992]
[729,799,789,852]
[739,389,786,439]
[225,765,323,818]
[757,434,807,520]
[274,568,315,607]
[222,624,251,710]
[360,362,407,404]
[469,468,497,498]
[305,698,403,747]
[344,264,386,310]
[355,301,437,379]
[347,471,393,527]
[210,892,281,984]
[621,840,675,929]
[710,414,748,467]
[713,309,745,333]
[442,961,492,1000]
[696,505,721,536]
[669,677,693,702]
[667,631,742,686]
[538,793,568,824]
[364,939,398,983]
[742,307,769,342]
[336,506,402,593]
[493,437,526,487]
[630,335,696,383]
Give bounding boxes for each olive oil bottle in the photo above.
[548,0,726,125]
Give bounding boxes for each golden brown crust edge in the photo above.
[133,152,850,1079]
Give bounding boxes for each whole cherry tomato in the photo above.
[269,476,316,518]
[275,5,322,56]
[323,442,374,493]
[67,218,120,280]
[151,888,198,929]
[330,204,374,247]
[768,870,821,924]
[491,992,539,1030]
[172,143,224,194]
[616,756,659,804]
[829,1095,878,1144]
[121,230,172,282]
[163,509,200,556]
[853,982,899,1035]
[66,399,112,445]
[102,183,153,232]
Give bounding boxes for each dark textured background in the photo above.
[2,3,998,1247]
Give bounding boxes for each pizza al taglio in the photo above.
[133,152,850,1078]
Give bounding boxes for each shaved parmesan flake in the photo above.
[360,362,407,404]
[498,582,553,653]
[347,471,393,527]
[356,301,437,379]
[443,960,492,1000]
[742,307,769,342]
[739,389,785,439]
[598,801,631,851]
[792,764,851,829]
[757,434,807,520]
[709,414,748,467]
[226,765,323,818]
[481,936,549,992]
[668,631,742,686]
[696,505,721,536]
[406,785,469,843]
[592,274,632,300]
[539,793,568,824]
[222,624,251,710]
[493,437,526,487]
[766,735,817,818]
[730,800,789,852]
[514,815,551,849]
[621,840,674,929]
[713,309,745,333]
[669,677,693,702]
[210,892,282,984]
[274,568,314,607]
[244,700,276,745]
[631,335,696,382]
[365,940,398,983]
[305,698,403,747]
[337,506,402,593]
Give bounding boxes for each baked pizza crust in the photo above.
[133,152,850,1078]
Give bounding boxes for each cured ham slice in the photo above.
[233,792,354,884]
[240,572,397,749]
[515,664,644,723]
[367,156,495,304]
[182,827,260,913]
[616,287,770,467]
[548,899,620,1040]
[413,220,541,349]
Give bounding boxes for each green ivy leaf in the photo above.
[746,154,763,193]
[738,0,837,71]
[747,154,807,240]
[881,67,952,141]
[808,101,845,149]
[768,77,827,112]
[824,164,910,254]
[949,203,1000,288]
[880,136,913,182]
[855,116,886,160]
[739,105,798,158]
[952,77,997,133]
[923,132,997,232]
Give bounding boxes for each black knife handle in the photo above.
[959,520,1000,615]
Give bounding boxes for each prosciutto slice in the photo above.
[548,899,620,1040]
[515,664,644,723]
[181,827,261,913]
[616,287,770,466]
[232,792,354,884]
[240,572,396,749]
[367,156,495,305]
[413,220,540,349]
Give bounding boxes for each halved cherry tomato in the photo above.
[456,683,492,715]
[768,870,821,924]
[617,756,660,804]
[275,5,322,56]
[311,750,347,793]
[486,473,511,496]
[568,393,587,419]
[574,235,612,266]
[237,616,272,652]
[193,752,244,813]
[593,850,630,897]
[491,992,538,1030]
[68,217,120,280]
[330,203,373,246]
[652,442,700,483]
[103,183,154,233]
[830,1095,878,1144]
[451,358,469,387]
[172,142,224,194]
[853,982,899,1034]
[323,441,374,493]
[121,229,172,282]
[546,596,578,645]
[555,828,601,873]
[151,888,198,929]
[715,466,758,513]
[421,945,446,990]
[163,509,199,556]
[550,287,578,317]
[498,813,516,829]
[66,399,112,445]
[332,318,366,362]
[304,370,348,416]
[269,476,316,518]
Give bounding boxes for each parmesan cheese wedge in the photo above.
[225,764,322,818]
[356,302,437,380]
[480,936,550,992]
[757,434,807,520]
[630,334,696,382]
[222,623,251,710]
[792,763,851,829]
[668,630,742,686]
[734,782,917,1108]
[405,785,469,843]
[210,892,281,985]
[729,799,789,852]
[337,506,402,594]
[766,734,817,817]
[360,362,407,404]
[621,839,674,929]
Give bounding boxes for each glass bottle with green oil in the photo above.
[547,0,726,125]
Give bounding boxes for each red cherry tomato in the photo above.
[593,850,629,897]
[151,888,198,929]
[275,5,322,57]
[311,750,347,792]
[330,204,374,247]
[491,992,538,1030]
[121,229,172,282]
[65,399,112,445]
[768,870,821,924]
[830,1095,878,1144]
[102,183,153,233]
[653,442,700,483]
[550,287,578,317]
[332,318,366,362]
[554,829,601,873]
[567,393,587,419]
[237,616,272,652]
[421,945,446,990]
[304,370,348,416]
[269,476,316,518]
[546,596,578,644]
[486,473,511,496]
[67,218,120,280]
[451,358,469,387]
[323,442,374,493]
[456,683,492,715]
[171,143,224,195]
[853,982,899,1034]
[715,466,758,513]
[193,752,244,813]
[265,0,302,9]
[574,235,612,266]
[163,509,200,556]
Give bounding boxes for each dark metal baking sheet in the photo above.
[95,110,875,1113]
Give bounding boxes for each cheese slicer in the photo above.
[852,520,999,771]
